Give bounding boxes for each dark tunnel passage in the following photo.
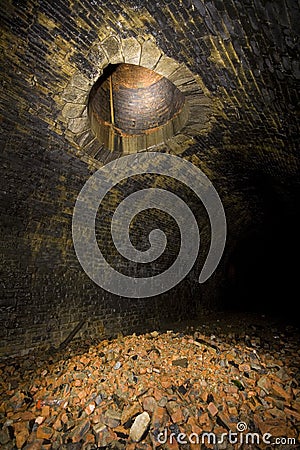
[222,219,299,320]
[221,177,300,322]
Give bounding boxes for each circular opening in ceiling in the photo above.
[88,63,189,153]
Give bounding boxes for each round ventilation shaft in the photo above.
[88,63,189,153]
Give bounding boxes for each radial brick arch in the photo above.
[60,35,215,167]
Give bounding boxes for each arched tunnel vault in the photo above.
[0,0,300,358]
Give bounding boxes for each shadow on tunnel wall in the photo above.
[221,177,299,326]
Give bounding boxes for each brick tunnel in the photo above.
[0,1,300,448]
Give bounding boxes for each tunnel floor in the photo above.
[0,312,299,449]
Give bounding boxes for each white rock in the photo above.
[129,411,150,442]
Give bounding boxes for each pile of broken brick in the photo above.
[0,316,299,449]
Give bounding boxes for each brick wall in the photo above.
[0,0,299,357]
